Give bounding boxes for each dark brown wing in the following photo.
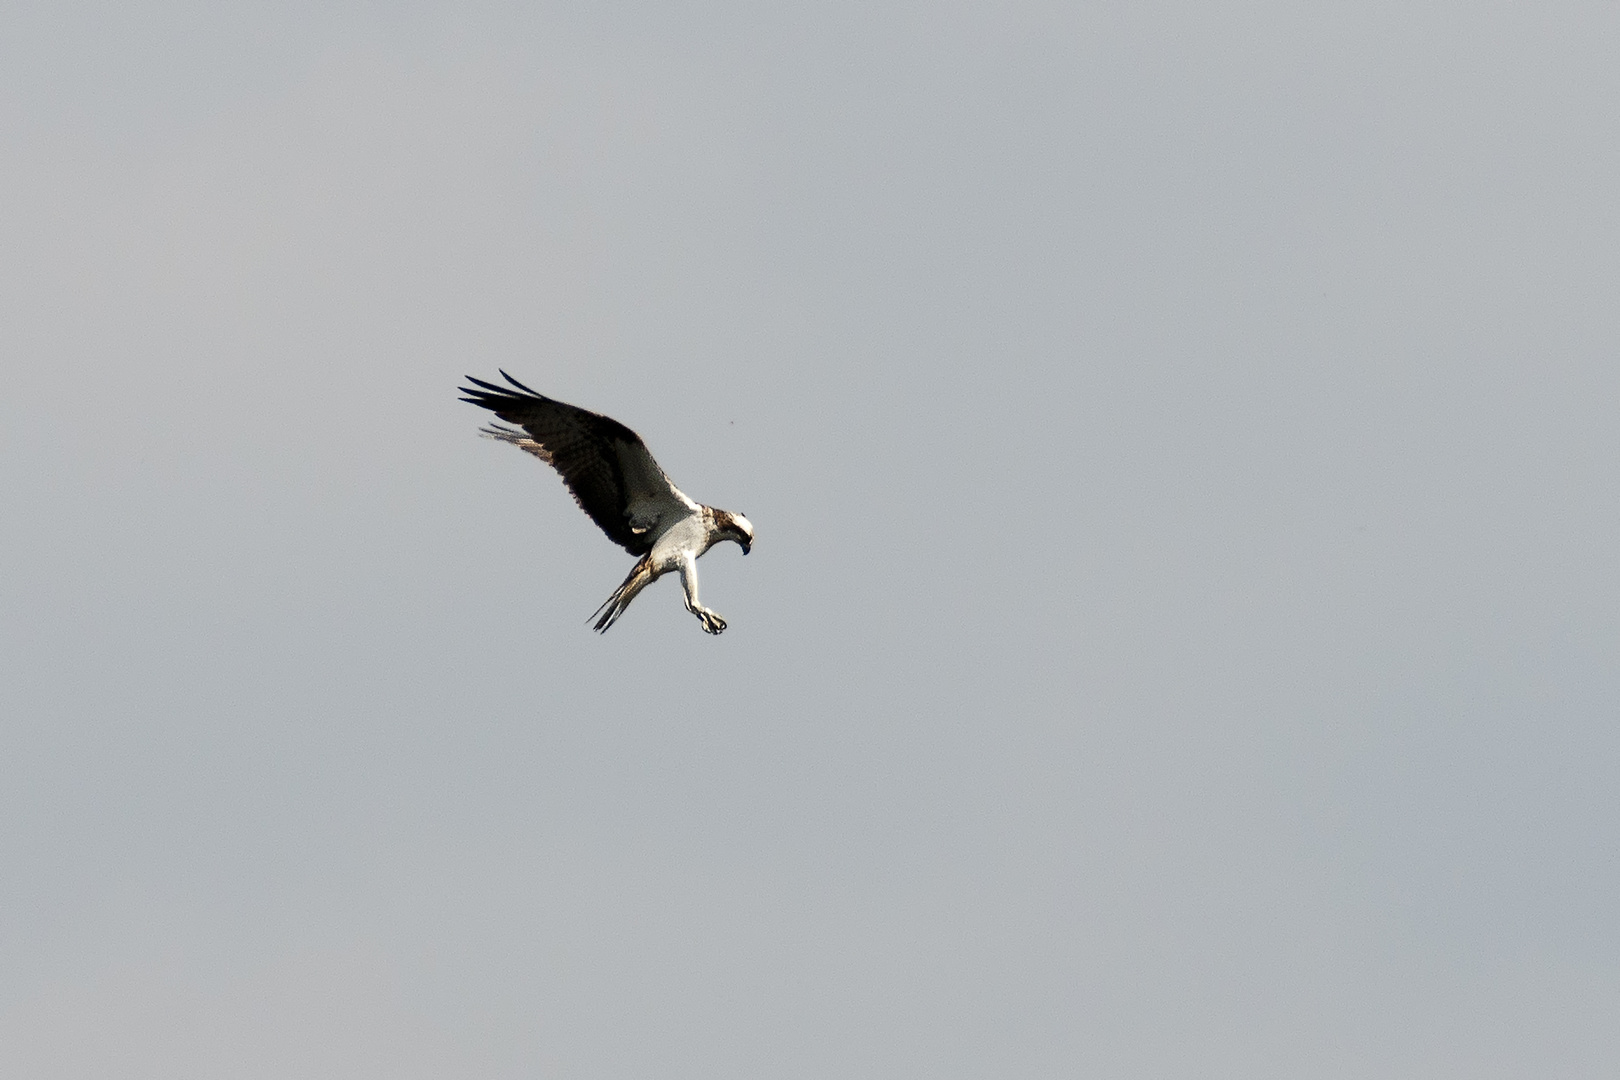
[460,371,692,554]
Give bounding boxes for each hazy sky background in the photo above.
[3,2,1618,1076]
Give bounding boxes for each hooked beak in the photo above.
[741,540,751,555]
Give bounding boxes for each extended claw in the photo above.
[700,611,727,635]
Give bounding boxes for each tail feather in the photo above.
[592,556,655,633]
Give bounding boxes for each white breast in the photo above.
[649,512,710,568]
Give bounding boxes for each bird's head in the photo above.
[720,511,753,554]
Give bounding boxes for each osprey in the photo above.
[459,371,753,635]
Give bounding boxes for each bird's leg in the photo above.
[679,557,726,635]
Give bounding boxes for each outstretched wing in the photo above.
[460,371,698,555]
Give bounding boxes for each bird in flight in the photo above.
[460,371,753,634]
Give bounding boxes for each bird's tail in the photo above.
[591,555,656,633]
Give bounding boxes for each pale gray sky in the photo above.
[3,2,1618,1076]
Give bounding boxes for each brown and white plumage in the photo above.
[459,371,753,634]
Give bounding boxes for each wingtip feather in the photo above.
[499,369,544,398]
